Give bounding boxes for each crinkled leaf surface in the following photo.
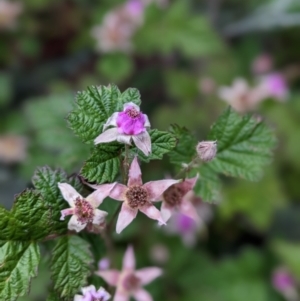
[51,236,93,298]
[80,143,122,183]
[207,107,276,181]
[0,241,40,301]
[67,85,141,144]
[0,190,50,241]
[32,166,84,235]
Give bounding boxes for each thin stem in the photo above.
[123,144,130,184]
[175,156,200,179]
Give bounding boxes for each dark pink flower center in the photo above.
[126,185,148,209]
[163,184,185,208]
[123,273,141,291]
[116,106,146,135]
[74,197,94,224]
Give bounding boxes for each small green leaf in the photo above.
[67,85,141,144]
[81,143,122,183]
[51,236,93,298]
[208,107,276,181]
[32,166,84,235]
[0,190,50,241]
[0,241,40,301]
[136,129,177,162]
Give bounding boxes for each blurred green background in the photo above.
[1,0,300,300]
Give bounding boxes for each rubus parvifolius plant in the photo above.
[0,84,276,301]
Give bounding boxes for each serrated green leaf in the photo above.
[135,129,177,162]
[67,85,141,144]
[0,190,50,241]
[80,143,122,183]
[0,241,40,301]
[207,107,276,181]
[46,291,63,301]
[32,166,84,235]
[51,236,93,298]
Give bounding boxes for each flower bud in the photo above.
[196,141,217,162]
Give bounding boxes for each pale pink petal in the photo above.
[139,204,165,225]
[114,289,129,301]
[86,183,116,207]
[160,202,173,224]
[58,182,81,207]
[132,131,151,156]
[82,285,96,295]
[128,156,143,187]
[143,179,180,202]
[135,267,162,285]
[110,183,128,201]
[116,202,138,234]
[103,112,119,130]
[178,175,198,194]
[60,208,74,220]
[92,209,108,225]
[68,215,86,232]
[94,128,119,144]
[143,114,151,128]
[133,288,153,301]
[124,102,140,112]
[96,270,120,286]
[116,134,132,145]
[123,245,136,270]
[74,295,84,301]
[179,200,200,223]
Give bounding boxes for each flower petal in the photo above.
[116,134,132,145]
[74,294,84,301]
[143,114,151,128]
[160,202,173,224]
[179,200,200,223]
[123,102,140,112]
[58,182,81,207]
[132,131,151,156]
[143,179,181,202]
[123,245,136,270]
[92,209,108,225]
[135,267,162,285]
[128,156,143,187]
[132,288,153,301]
[114,289,129,301]
[68,215,86,232]
[96,269,120,286]
[82,285,96,295]
[178,175,199,195]
[116,202,138,234]
[60,208,74,220]
[86,183,116,207]
[103,112,119,131]
[94,128,119,144]
[110,183,128,201]
[139,204,165,225]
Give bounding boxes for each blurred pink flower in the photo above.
[98,257,110,271]
[106,157,179,233]
[0,0,22,30]
[94,102,151,156]
[198,77,216,95]
[160,176,199,224]
[252,54,273,74]
[97,246,162,301]
[0,135,27,163]
[58,182,115,232]
[149,244,169,264]
[74,285,111,301]
[218,78,265,113]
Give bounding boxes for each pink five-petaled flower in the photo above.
[160,175,200,224]
[58,182,115,232]
[109,156,180,233]
[97,246,162,301]
[74,285,111,301]
[94,102,151,156]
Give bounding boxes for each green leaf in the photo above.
[0,241,40,301]
[51,236,93,298]
[32,166,84,235]
[46,291,62,301]
[207,107,276,181]
[135,129,177,162]
[0,190,50,241]
[67,85,141,144]
[80,143,122,183]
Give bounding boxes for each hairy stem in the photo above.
[175,156,200,179]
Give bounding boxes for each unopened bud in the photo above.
[196,141,217,162]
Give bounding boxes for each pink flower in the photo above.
[259,73,288,101]
[0,0,22,30]
[160,176,199,224]
[94,102,152,156]
[58,182,115,232]
[108,157,180,233]
[125,0,144,17]
[98,257,110,270]
[196,141,217,162]
[74,285,111,301]
[97,246,162,301]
